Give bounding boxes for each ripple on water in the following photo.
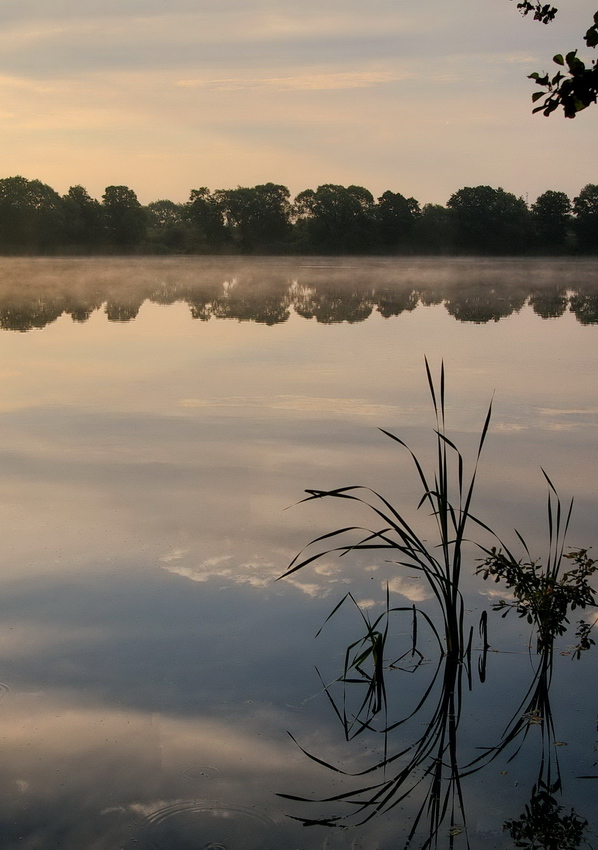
[0,683,11,701]
[144,800,281,850]
[181,766,220,782]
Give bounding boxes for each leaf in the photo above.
[532,91,544,102]
[553,53,564,66]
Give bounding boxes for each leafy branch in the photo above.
[515,3,598,117]
[476,544,597,654]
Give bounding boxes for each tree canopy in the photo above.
[0,176,596,256]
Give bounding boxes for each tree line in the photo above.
[0,176,597,256]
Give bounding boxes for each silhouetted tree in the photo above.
[531,190,572,252]
[294,184,375,253]
[413,204,456,253]
[375,191,420,252]
[102,185,147,250]
[184,188,229,251]
[62,185,105,252]
[447,185,531,254]
[214,183,292,252]
[0,176,65,253]
[573,183,598,252]
[146,199,188,252]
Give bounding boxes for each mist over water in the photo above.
[0,255,597,329]
[0,256,596,848]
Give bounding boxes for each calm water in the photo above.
[0,256,596,849]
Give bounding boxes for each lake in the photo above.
[0,256,596,849]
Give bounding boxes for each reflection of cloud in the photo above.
[493,422,528,432]
[387,575,431,602]
[180,394,399,418]
[481,588,514,602]
[177,71,406,91]
[159,548,189,563]
[161,554,340,598]
[355,598,377,609]
[538,408,598,416]
[163,558,275,588]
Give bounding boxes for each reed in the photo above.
[281,358,492,661]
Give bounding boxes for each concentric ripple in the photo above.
[181,765,219,782]
[144,800,281,850]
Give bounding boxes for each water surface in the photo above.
[0,257,596,849]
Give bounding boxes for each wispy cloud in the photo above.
[180,394,399,417]
[177,70,407,92]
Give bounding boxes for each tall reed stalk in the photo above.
[281,358,492,661]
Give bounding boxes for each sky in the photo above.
[0,0,596,206]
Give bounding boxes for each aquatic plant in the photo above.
[280,362,597,847]
[476,475,597,655]
[281,358,492,662]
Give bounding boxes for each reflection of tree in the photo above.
[0,260,597,330]
[488,646,589,850]
[505,783,588,850]
[104,299,144,322]
[376,289,419,318]
[529,286,569,318]
[294,289,374,323]
[444,288,528,323]
[0,302,64,332]
[209,277,291,325]
[569,290,598,324]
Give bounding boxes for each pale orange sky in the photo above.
[0,0,596,206]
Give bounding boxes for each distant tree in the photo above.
[375,191,420,252]
[184,188,228,251]
[294,184,375,253]
[62,185,104,251]
[146,199,188,252]
[511,1,598,117]
[0,176,65,253]
[573,183,598,252]
[102,185,147,250]
[531,190,572,252]
[214,183,292,252]
[412,203,456,254]
[447,185,531,254]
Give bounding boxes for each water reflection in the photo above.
[0,257,597,330]
[0,256,596,848]
[282,602,595,849]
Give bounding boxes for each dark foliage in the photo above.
[511,2,598,117]
[0,176,597,255]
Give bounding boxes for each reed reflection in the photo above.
[280,366,597,848]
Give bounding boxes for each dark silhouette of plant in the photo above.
[281,359,492,662]
[476,477,597,654]
[512,2,598,118]
[505,783,588,850]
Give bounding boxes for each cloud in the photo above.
[177,70,407,92]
